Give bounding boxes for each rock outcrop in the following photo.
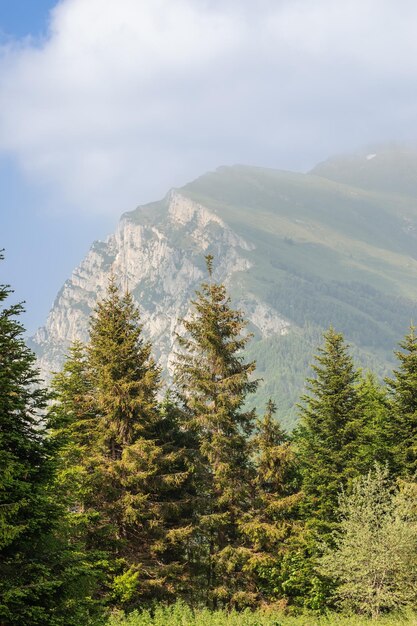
[31,190,290,382]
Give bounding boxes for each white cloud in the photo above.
[1,0,417,214]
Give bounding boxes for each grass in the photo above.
[107,602,417,626]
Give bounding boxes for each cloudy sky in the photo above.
[1,0,417,332]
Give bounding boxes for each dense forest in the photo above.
[1,252,416,625]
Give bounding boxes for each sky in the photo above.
[1,0,417,333]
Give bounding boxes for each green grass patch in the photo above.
[107,602,417,626]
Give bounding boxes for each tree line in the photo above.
[1,253,416,625]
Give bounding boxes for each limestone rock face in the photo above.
[30,190,290,381]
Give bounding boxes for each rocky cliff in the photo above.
[31,189,289,384]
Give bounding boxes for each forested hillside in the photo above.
[2,253,417,624]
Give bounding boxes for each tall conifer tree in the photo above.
[356,371,392,469]
[0,257,96,625]
[296,328,364,533]
[386,325,417,477]
[175,256,258,607]
[52,278,194,608]
[50,340,96,507]
[242,400,302,602]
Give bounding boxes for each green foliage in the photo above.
[245,326,323,430]
[386,326,417,477]
[0,278,49,553]
[7,247,417,619]
[246,324,392,431]
[356,371,393,468]
[240,400,303,603]
[175,257,259,606]
[276,542,328,611]
[295,328,365,533]
[106,600,417,625]
[319,465,417,618]
[266,276,415,352]
[112,568,141,605]
[0,255,98,625]
[50,340,97,506]
[88,277,161,459]
[178,161,417,418]
[51,278,195,608]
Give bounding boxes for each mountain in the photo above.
[311,144,417,196]
[30,147,417,428]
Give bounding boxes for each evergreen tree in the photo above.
[48,340,108,612]
[242,400,302,603]
[296,328,364,533]
[356,371,392,469]
[386,325,417,477]
[88,279,161,462]
[50,340,96,507]
[174,256,259,607]
[0,257,97,625]
[52,278,194,608]
[253,400,294,498]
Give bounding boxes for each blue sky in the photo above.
[0,0,54,38]
[2,0,417,334]
[0,1,117,333]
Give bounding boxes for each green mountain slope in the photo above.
[311,144,417,196]
[177,157,417,425]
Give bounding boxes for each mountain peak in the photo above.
[310,144,417,196]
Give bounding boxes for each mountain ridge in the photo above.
[30,147,417,427]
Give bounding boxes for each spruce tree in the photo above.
[253,400,294,498]
[53,278,194,608]
[242,399,302,602]
[356,371,392,469]
[50,340,96,507]
[87,279,161,460]
[386,325,417,477]
[48,340,108,613]
[296,328,364,533]
[174,256,258,607]
[0,257,97,625]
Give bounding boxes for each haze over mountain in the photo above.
[30,146,417,427]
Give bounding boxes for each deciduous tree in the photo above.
[319,465,417,618]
